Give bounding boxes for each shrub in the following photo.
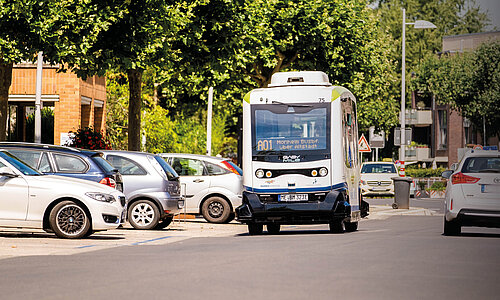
[427,180,446,192]
[406,167,446,178]
[65,127,112,150]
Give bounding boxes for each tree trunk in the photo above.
[0,60,13,141]
[127,68,143,151]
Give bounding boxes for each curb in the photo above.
[367,205,442,220]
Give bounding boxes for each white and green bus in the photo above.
[235,71,368,234]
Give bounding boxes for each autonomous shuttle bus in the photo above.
[236,71,368,235]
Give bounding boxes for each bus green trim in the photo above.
[243,92,251,103]
[331,87,349,101]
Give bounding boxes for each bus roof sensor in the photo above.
[268,71,332,87]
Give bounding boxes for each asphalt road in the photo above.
[1,215,499,300]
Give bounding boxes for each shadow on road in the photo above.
[236,229,355,237]
[0,231,125,240]
[446,232,500,238]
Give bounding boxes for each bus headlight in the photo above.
[311,169,318,177]
[256,169,264,178]
[265,171,273,178]
[319,168,328,177]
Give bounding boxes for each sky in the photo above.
[477,0,500,30]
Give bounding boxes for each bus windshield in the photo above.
[252,103,330,160]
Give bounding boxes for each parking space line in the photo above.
[76,245,97,249]
[131,236,173,245]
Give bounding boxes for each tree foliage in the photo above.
[158,0,401,134]
[0,0,126,141]
[410,41,500,137]
[375,0,489,71]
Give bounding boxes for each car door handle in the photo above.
[193,179,204,183]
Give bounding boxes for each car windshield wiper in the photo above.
[271,101,312,108]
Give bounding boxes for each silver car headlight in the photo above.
[85,192,116,203]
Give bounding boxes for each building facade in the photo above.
[7,63,106,145]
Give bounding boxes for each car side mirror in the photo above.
[441,170,453,179]
[0,167,18,178]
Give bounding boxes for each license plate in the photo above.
[279,194,308,202]
[481,184,500,194]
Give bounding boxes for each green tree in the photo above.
[68,0,193,151]
[410,41,500,137]
[159,0,401,134]
[376,0,489,71]
[0,0,125,141]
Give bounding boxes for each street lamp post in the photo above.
[400,8,436,175]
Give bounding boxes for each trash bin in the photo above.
[392,176,412,209]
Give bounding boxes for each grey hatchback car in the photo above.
[101,151,184,230]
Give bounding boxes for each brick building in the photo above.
[406,31,500,168]
[7,63,106,145]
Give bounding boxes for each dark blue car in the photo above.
[0,142,123,192]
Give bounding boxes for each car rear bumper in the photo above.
[235,190,361,225]
[449,209,500,228]
[159,195,184,215]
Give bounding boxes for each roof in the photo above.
[0,142,100,156]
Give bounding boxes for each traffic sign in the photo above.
[358,134,371,152]
[369,126,385,148]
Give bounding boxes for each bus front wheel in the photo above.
[345,221,358,232]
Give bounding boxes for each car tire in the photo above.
[443,218,461,236]
[155,216,173,229]
[344,221,358,232]
[128,200,160,230]
[49,201,91,239]
[329,221,344,233]
[248,223,263,235]
[201,196,231,223]
[267,223,281,234]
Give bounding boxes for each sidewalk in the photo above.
[366,204,442,220]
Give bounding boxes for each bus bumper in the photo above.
[236,190,364,225]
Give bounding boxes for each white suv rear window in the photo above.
[462,157,500,173]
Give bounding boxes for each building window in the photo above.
[438,110,447,150]
[463,118,476,145]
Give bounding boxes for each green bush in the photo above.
[427,180,446,192]
[144,105,229,155]
[406,167,446,178]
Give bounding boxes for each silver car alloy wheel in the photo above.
[131,202,155,226]
[56,204,87,237]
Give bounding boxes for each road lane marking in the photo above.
[131,235,173,245]
[76,245,97,249]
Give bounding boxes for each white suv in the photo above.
[160,153,242,223]
[441,149,500,235]
[0,150,126,238]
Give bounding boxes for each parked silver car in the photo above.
[0,150,126,239]
[159,153,243,223]
[101,151,184,230]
